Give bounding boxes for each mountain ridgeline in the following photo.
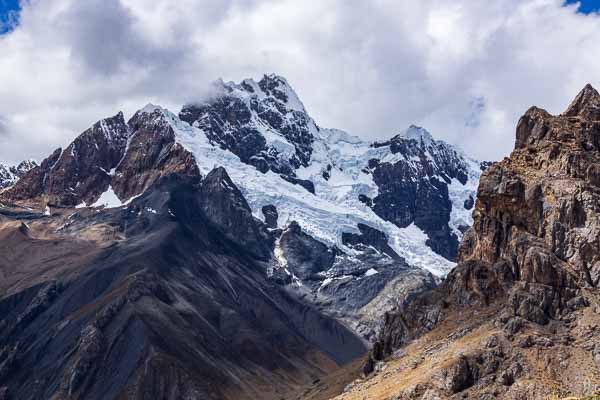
[0,74,484,400]
[8,75,483,262]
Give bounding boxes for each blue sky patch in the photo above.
[0,0,20,34]
[565,0,600,14]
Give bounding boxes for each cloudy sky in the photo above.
[0,0,599,164]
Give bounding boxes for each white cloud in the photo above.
[0,0,599,163]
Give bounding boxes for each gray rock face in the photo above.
[277,221,335,280]
[199,167,272,260]
[272,220,436,342]
[342,223,402,261]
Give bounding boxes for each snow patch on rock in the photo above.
[91,185,123,208]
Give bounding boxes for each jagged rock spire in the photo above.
[516,84,600,149]
[563,83,600,118]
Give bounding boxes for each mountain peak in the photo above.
[139,103,164,114]
[257,73,305,112]
[399,125,434,145]
[563,83,600,117]
[207,74,306,113]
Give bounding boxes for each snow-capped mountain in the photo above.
[0,160,37,189]
[2,74,482,340]
[179,75,315,176]
[178,74,483,270]
[5,74,482,271]
[0,74,487,399]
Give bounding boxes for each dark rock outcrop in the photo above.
[342,223,401,261]
[463,195,474,210]
[261,204,278,228]
[279,174,315,194]
[277,221,336,280]
[199,167,271,259]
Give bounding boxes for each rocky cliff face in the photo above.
[198,167,272,260]
[344,85,600,400]
[111,106,200,201]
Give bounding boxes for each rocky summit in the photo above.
[332,85,600,399]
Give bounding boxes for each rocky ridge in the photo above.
[337,85,600,399]
[3,75,480,269]
[4,109,199,207]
